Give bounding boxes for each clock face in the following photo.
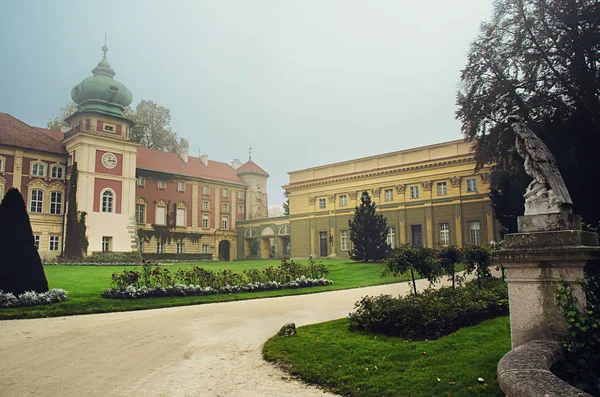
[102,153,117,169]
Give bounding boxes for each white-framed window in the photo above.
[34,235,40,250]
[222,188,229,197]
[222,203,229,212]
[238,190,244,200]
[177,181,185,192]
[157,180,166,189]
[103,124,114,132]
[31,162,46,177]
[155,206,166,225]
[138,240,144,253]
[50,165,64,179]
[341,230,349,251]
[176,242,184,254]
[238,205,244,214]
[202,213,209,228]
[202,244,209,254]
[384,189,394,202]
[176,208,186,227]
[136,203,145,223]
[156,241,164,253]
[222,215,229,230]
[30,189,43,213]
[203,201,210,210]
[0,156,5,172]
[49,236,60,251]
[437,182,447,196]
[50,191,62,215]
[469,221,481,245]
[203,185,209,195]
[440,223,450,246]
[339,195,347,207]
[318,198,326,209]
[137,176,145,186]
[102,236,112,252]
[101,189,114,213]
[387,227,396,249]
[466,177,478,193]
[409,185,420,199]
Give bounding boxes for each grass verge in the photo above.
[263,316,511,397]
[1,259,408,320]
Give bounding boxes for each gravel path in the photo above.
[0,278,433,397]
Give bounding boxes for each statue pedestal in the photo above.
[494,213,600,348]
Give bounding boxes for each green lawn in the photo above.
[0,259,408,320]
[263,316,511,397]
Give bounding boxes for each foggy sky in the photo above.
[0,1,493,207]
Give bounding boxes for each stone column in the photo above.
[494,213,600,348]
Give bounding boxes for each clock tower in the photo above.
[63,45,138,253]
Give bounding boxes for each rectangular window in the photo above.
[411,225,423,246]
[137,176,145,186]
[384,189,394,202]
[437,182,447,196]
[339,195,347,207]
[410,185,420,199]
[176,242,184,254]
[222,203,229,212]
[202,214,209,228]
[202,244,209,254]
[136,203,145,223]
[102,236,112,252]
[238,205,244,214]
[222,188,229,197]
[104,124,114,132]
[466,177,478,193]
[50,192,62,215]
[30,190,43,213]
[440,223,450,246]
[341,230,349,251]
[49,236,60,251]
[34,235,40,250]
[155,206,166,225]
[156,241,164,254]
[176,208,185,227]
[157,180,166,189]
[203,185,209,195]
[469,221,481,245]
[222,215,229,230]
[203,201,210,210]
[318,198,326,209]
[238,190,244,200]
[387,227,396,249]
[177,181,185,192]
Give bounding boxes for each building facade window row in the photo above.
[29,189,64,215]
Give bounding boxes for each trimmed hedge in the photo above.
[141,253,213,261]
[348,278,508,341]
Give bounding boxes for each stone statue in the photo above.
[507,115,573,215]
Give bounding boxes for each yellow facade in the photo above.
[284,139,497,259]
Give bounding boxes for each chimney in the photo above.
[200,155,209,167]
[231,158,242,170]
[179,147,188,163]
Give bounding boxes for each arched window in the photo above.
[50,165,64,179]
[244,228,257,238]
[278,224,291,235]
[0,156,5,172]
[101,190,114,213]
[31,163,46,177]
[30,189,44,213]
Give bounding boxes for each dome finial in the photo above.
[102,33,108,59]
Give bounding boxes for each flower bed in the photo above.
[0,289,68,308]
[102,259,332,300]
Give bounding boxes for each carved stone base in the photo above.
[518,213,581,233]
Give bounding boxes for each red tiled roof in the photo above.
[0,113,67,155]
[236,160,269,176]
[136,146,247,185]
[35,127,64,142]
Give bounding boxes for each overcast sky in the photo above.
[1,1,493,206]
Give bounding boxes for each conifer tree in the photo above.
[64,163,87,259]
[348,191,390,262]
[0,188,49,294]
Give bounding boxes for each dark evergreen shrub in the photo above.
[0,188,49,294]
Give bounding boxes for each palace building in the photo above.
[1,46,497,261]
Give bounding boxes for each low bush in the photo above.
[141,253,213,261]
[0,289,68,308]
[102,258,332,299]
[348,278,508,340]
[46,251,143,265]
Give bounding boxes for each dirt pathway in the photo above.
[0,278,434,397]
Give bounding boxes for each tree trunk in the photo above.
[411,269,417,296]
